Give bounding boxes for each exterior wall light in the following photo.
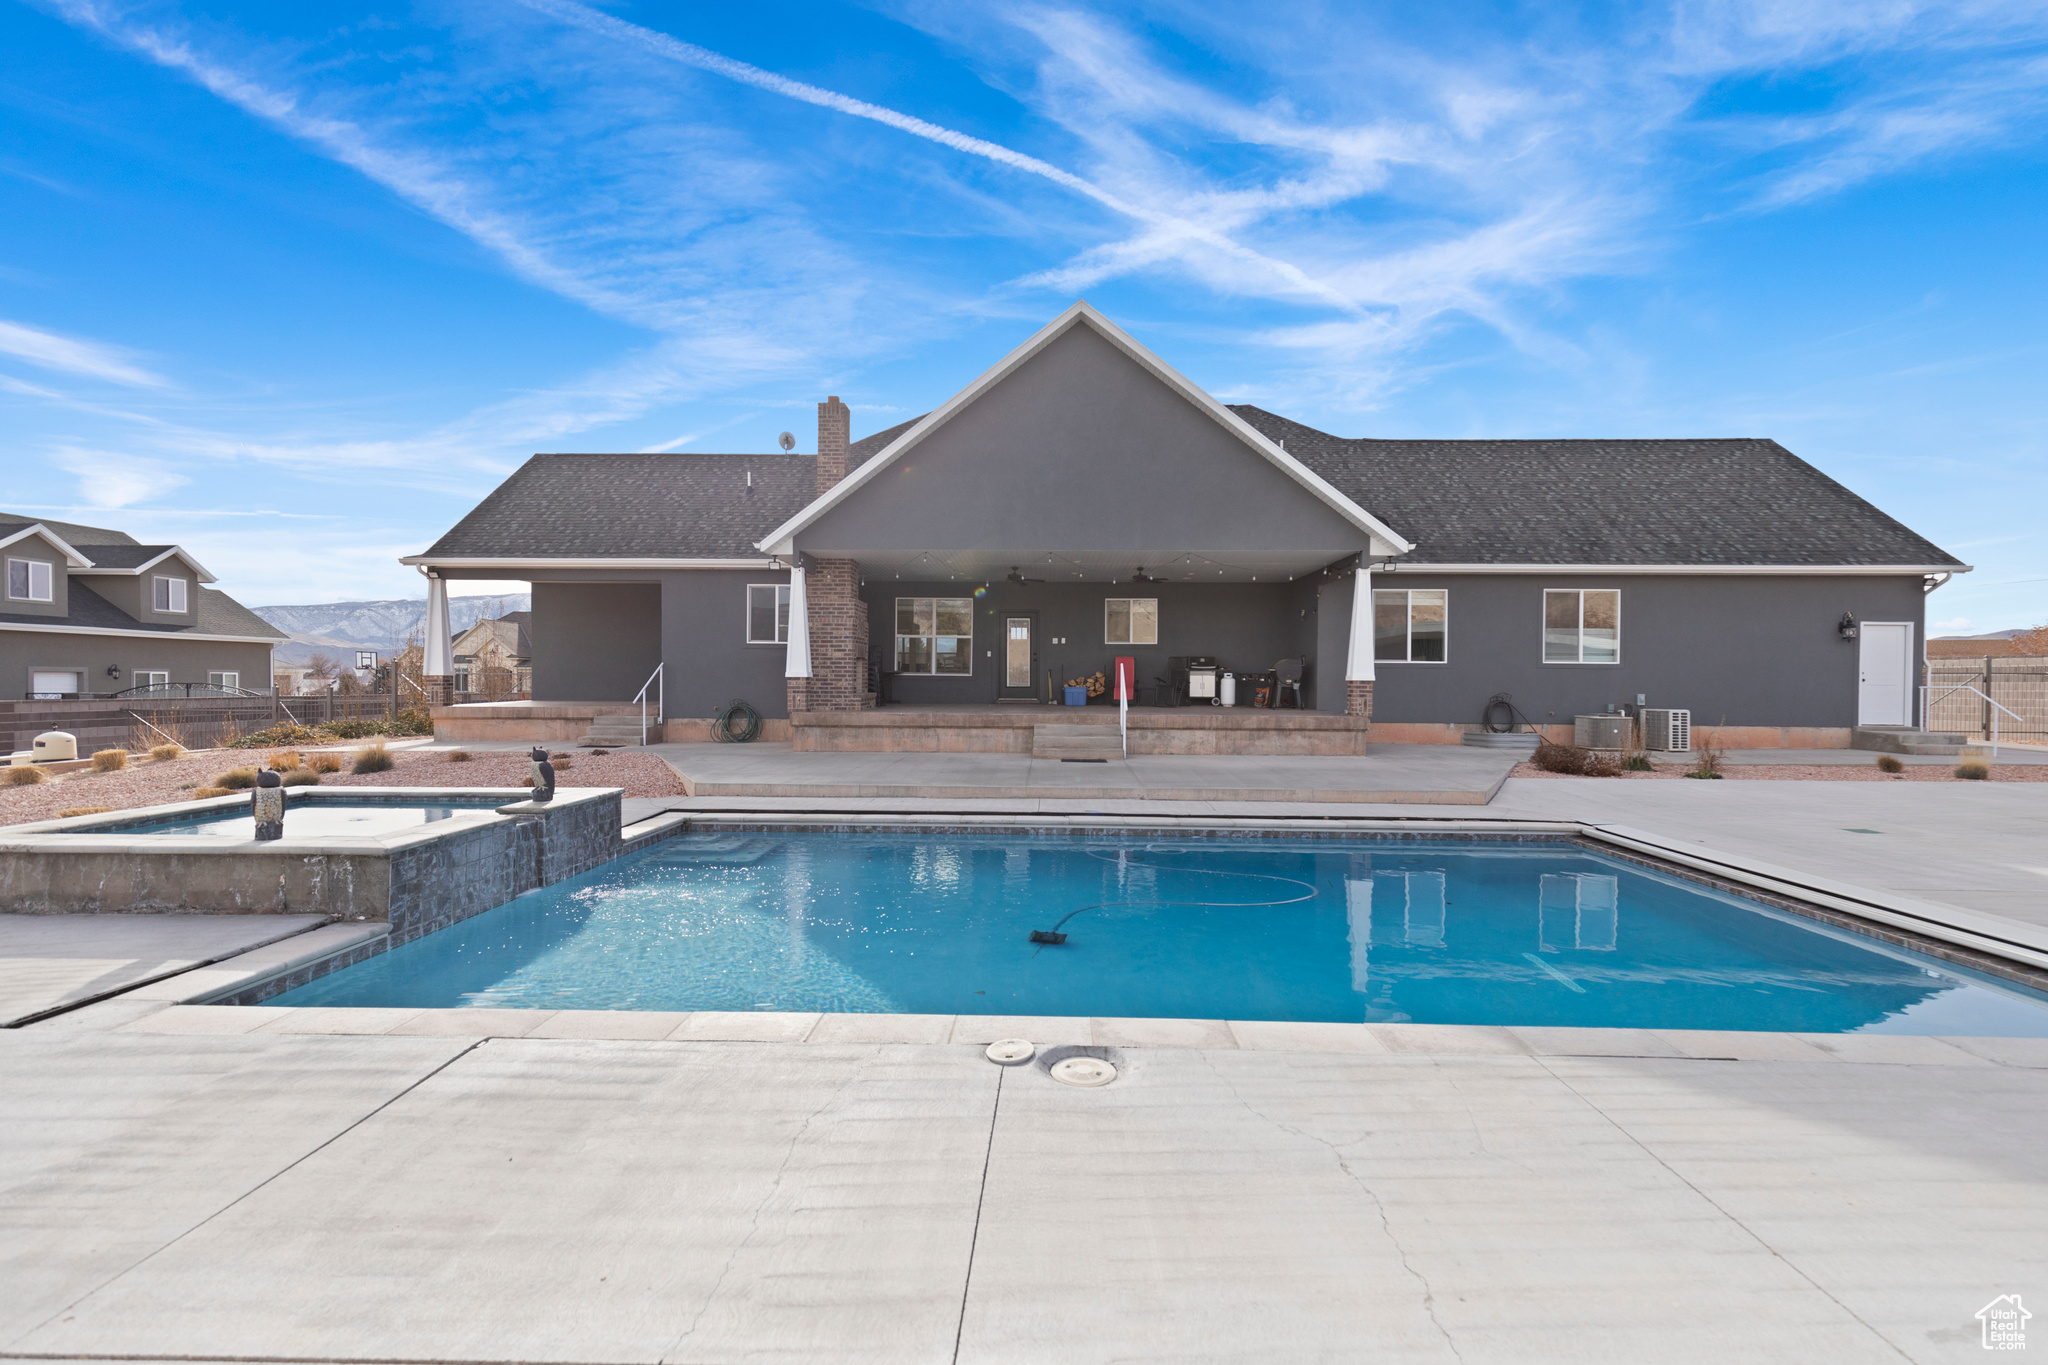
[1838,612,1858,640]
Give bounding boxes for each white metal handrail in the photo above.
[635,663,664,746]
[1920,682,2023,759]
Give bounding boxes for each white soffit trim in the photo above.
[753,300,1417,559]
[0,621,281,644]
[399,556,779,570]
[70,545,220,583]
[1378,563,1975,575]
[0,523,94,569]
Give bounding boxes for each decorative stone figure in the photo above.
[528,746,556,803]
[251,768,286,841]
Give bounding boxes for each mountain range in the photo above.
[253,594,531,665]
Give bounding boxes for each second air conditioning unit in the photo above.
[1642,708,1691,752]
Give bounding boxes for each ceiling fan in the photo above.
[1129,566,1163,583]
[1005,565,1046,584]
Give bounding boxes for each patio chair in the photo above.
[1274,657,1305,709]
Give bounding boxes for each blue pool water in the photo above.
[272,832,2048,1034]
[92,799,500,839]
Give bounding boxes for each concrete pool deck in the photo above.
[4,1020,2043,1362]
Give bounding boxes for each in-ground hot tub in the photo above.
[0,787,625,941]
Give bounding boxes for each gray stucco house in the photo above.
[0,514,282,700]
[407,303,1965,750]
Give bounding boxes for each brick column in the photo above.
[423,676,454,708]
[788,559,871,712]
[1345,679,1374,721]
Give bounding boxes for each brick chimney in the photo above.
[817,396,850,496]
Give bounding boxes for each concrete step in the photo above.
[1033,724,1124,760]
[580,716,652,747]
[1461,731,1541,752]
[1850,726,1970,755]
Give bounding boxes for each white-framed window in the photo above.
[452,665,471,692]
[1543,589,1620,664]
[153,575,188,613]
[895,597,973,675]
[1373,589,1448,663]
[747,583,791,643]
[7,557,53,602]
[134,670,169,689]
[1104,598,1159,646]
[207,671,239,690]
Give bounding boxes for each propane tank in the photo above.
[1219,672,1237,707]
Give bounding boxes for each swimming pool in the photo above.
[271,832,2048,1034]
[82,798,503,839]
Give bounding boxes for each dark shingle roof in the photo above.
[1230,407,1963,567]
[0,515,140,550]
[852,416,923,467]
[424,453,820,558]
[0,582,282,638]
[66,544,180,569]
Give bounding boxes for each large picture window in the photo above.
[1543,589,1620,664]
[1104,598,1158,645]
[746,583,791,643]
[896,597,973,674]
[153,575,188,613]
[7,557,52,602]
[1373,589,1447,662]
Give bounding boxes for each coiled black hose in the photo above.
[712,697,762,743]
[1483,692,1541,734]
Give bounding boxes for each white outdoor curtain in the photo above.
[1345,563,1376,682]
[423,573,454,676]
[784,563,812,678]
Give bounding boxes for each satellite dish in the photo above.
[778,431,796,452]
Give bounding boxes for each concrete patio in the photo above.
[3,1019,2042,1362]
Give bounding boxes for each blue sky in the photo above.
[2,1,2044,627]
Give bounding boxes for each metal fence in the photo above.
[1926,657,2048,741]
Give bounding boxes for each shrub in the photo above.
[388,708,435,736]
[445,749,473,763]
[1875,754,1904,774]
[352,743,394,774]
[1622,754,1653,772]
[1687,750,1725,780]
[55,806,112,819]
[149,743,184,762]
[1955,761,1990,780]
[3,765,50,786]
[192,786,232,799]
[319,718,385,740]
[550,753,573,772]
[280,769,321,787]
[90,749,129,772]
[230,723,321,749]
[268,750,301,772]
[520,775,536,788]
[308,753,343,774]
[212,767,260,790]
[1531,742,1621,777]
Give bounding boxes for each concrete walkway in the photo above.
[3,1024,2041,1362]
[655,740,1518,804]
[0,913,327,1027]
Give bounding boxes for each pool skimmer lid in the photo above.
[985,1039,1036,1065]
[1050,1056,1117,1087]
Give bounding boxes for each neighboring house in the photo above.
[404,303,1966,747]
[451,610,531,697]
[0,514,283,699]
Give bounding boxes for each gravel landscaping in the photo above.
[1510,760,2048,781]
[0,745,684,827]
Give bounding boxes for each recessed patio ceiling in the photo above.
[849,549,1353,584]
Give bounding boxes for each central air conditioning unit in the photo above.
[1642,708,1691,752]
[1573,714,1632,751]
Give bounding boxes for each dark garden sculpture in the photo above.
[528,746,556,803]
[251,768,285,841]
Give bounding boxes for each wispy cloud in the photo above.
[53,448,190,507]
[0,318,167,387]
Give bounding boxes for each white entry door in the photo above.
[1857,622,1913,726]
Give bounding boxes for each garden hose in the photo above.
[712,697,762,743]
